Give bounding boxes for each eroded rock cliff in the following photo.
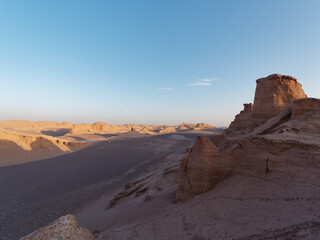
[292,97,320,118]
[249,74,307,128]
[177,73,319,202]
[176,136,233,201]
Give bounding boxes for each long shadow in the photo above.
[0,139,28,153]
[96,134,117,138]
[66,134,117,141]
[0,137,68,167]
[41,129,70,137]
[67,136,87,141]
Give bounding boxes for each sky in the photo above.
[0,0,319,126]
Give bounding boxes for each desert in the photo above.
[0,120,222,239]
[1,1,320,240]
[1,74,319,240]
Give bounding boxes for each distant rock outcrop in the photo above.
[176,136,233,201]
[195,123,214,129]
[70,122,112,134]
[177,123,197,130]
[0,131,83,151]
[20,215,95,240]
[0,120,72,130]
[159,126,176,134]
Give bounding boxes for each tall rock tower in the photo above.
[249,74,307,128]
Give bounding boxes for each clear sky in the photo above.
[0,0,319,126]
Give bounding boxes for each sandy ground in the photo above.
[0,133,200,240]
[75,145,320,240]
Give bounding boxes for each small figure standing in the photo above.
[266,158,270,173]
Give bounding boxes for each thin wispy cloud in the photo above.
[157,87,173,91]
[187,78,218,87]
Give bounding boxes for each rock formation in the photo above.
[159,126,176,134]
[195,123,214,129]
[20,215,95,240]
[70,122,111,134]
[292,98,320,118]
[249,74,307,128]
[177,123,197,130]
[177,73,319,202]
[226,103,253,133]
[176,136,233,201]
[226,74,307,134]
[0,131,84,151]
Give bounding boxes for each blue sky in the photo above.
[0,0,319,126]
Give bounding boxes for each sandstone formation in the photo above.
[177,73,319,202]
[70,122,111,134]
[226,74,307,134]
[176,136,233,201]
[0,131,84,151]
[292,97,320,118]
[158,126,176,134]
[177,123,197,130]
[226,103,253,133]
[195,123,214,129]
[20,215,95,240]
[249,74,307,128]
[137,127,156,135]
[70,123,157,135]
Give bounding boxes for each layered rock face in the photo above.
[249,74,307,128]
[70,122,112,134]
[292,98,320,118]
[20,215,95,240]
[176,136,233,201]
[226,74,307,134]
